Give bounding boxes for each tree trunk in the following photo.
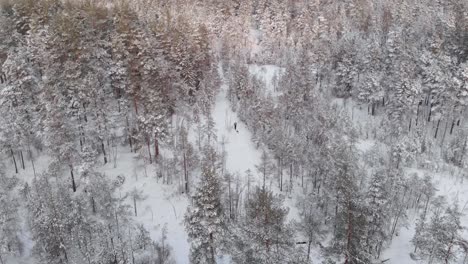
[278,158,281,189]
[460,139,468,167]
[307,240,312,262]
[279,158,283,192]
[184,152,189,193]
[301,169,304,188]
[20,150,25,170]
[10,148,18,174]
[228,176,232,220]
[416,103,420,126]
[91,196,96,214]
[126,116,133,152]
[154,133,159,159]
[323,200,328,225]
[146,136,152,164]
[133,96,138,115]
[377,242,383,258]
[79,116,84,152]
[345,203,352,264]
[70,168,77,192]
[184,153,189,194]
[102,141,108,164]
[450,120,455,135]
[209,233,215,264]
[440,120,449,147]
[414,193,422,209]
[28,143,36,179]
[289,163,293,193]
[61,240,69,263]
[314,170,318,191]
[434,119,441,139]
[423,196,430,218]
[428,103,432,122]
[83,103,88,123]
[134,195,137,216]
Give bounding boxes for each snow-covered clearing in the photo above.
[214,66,261,183]
[219,63,302,217]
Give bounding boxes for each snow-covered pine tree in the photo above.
[227,187,301,264]
[326,141,370,264]
[412,201,464,263]
[29,168,161,264]
[184,145,224,264]
[297,192,327,262]
[365,170,390,258]
[0,164,21,261]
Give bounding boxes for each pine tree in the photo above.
[184,145,224,264]
[228,187,300,264]
[412,201,464,263]
[29,169,160,264]
[297,193,327,262]
[0,164,21,261]
[327,142,370,264]
[413,210,430,256]
[365,170,390,258]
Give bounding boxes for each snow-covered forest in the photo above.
[0,0,467,263]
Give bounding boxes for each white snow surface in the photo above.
[99,150,191,264]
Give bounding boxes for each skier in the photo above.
[234,122,237,132]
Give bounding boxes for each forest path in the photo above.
[211,63,307,261]
[212,64,262,185]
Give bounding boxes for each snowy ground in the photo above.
[215,65,262,183]
[98,149,190,264]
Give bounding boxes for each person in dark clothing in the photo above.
[234,122,237,131]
